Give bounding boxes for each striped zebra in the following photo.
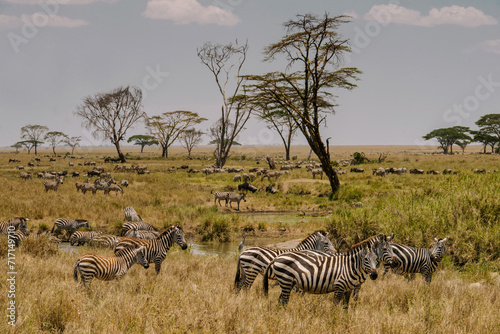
[124,206,142,222]
[384,237,447,283]
[234,231,336,292]
[51,218,90,240]
[213,191,230,207]
[124,229,159,239]
[74,246,149,287]
[121,221,158,236]
[114,224,188,274]
[0,217,29,235]
[8,230,27,247]
[44,177,63,192]
[227,192,246,211]
[263,243,378,307]
[89,234,121,249]
[70,231,103,246]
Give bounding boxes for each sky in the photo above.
[0,0,499,149]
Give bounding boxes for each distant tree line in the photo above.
[423,114,500,154]
[12,124,81,156]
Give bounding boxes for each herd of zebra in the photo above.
[1,212,447,307]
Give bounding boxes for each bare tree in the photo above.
[147,111,207,158]
[20,124,48,155]
[246,14,361,194]
[197,40,253,168]
[44,131,68,156]
[180,128,204,157]
[65,136,82,155]
[75,86,145,163]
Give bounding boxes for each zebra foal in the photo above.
[51,218,89,240]
[74,246,149,287]
[115,224,188,274]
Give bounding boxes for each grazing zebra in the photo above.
[69,231,103,246]
[120,179,129,188]
[0,217,29,235]
[124,206,142,222]
[19,172,32,180]
[89,234,121,249]
[310,168,323,179]
[44,177,63,192]
[104,184,123,195]
[263,243,378,307]
[51,218,89,240]
[227,192,246,210]
[124,229,159,239]
[121,221,158,236]
[81,182,97,194]
[75,179,90,192]
[74,246,149,287]
[234,231,336,292]
[213,191,230,207]
[384,237,448,283]
[114,225,188,274]
[94,178,115,193]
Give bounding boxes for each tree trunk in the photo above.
[34,144,38,155]
[285,147,290,161]
[114,141,126,163]
[483,144,487,154]
[52,147,56,156]
[140,145,144,153]
[71,147,75,155]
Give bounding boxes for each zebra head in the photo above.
[19,220,29,235]
[173,225,188,250]
[376,233,395,266]
[361,245,379,280]
[429,237,447,263]
[317,232,337,255]
[78,220,90,231]
[136,246,149,269]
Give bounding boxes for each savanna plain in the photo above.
[1,145,500,334]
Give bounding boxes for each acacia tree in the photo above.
[180,128,204,157]
[197,40,253,168]
[44,131,68,156]
[75,86,146,163]
[11,142,23,153]
[423,126,471,154]
[246,14,361,194]
[471,129,497,153]
[476,114,500,143]
[127,135,158,153]
[65,136,82,155]
[147,111,207,158]
[20,124,48,155]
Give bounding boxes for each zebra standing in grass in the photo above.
[234,231,336,292]
[70,231,103,246]
[0,217,29,235]
[124,206,142,222]
[44,177,63,192]
[121,221,158,236]
[51,218,89,240]
[74,246,149,287]
[213,191,230,207]
[384,237,447,283]
[89,234,121,249]
[115,224,188,274]
[263,243,379,307]
[124,229,159,239]
[227,192,246,210]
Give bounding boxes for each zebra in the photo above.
[114,224,188,274]
[384,237,448,283]
[120,179,129,188]
[124,206,142,222]
[213,191,230,207]
[121,221,158,236]
[19,172,32,180]
[74,246,149,287]
[51,218,90,240]
[227,192,246,210]
[8,230,27,247]
[124,229,159,239]
[89,234,121,249]
[310,168,323,179]
[94,178,115,193]
[0,217,29,235]
[81,182,97,194]
[234,231,336,292]
[263,243,378,307]
[44,177,63,192]
[69,231,103,246]
[104,184,123,195]
[75,178,90,192]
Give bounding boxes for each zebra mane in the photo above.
[298,230,327,245]
[349,233,385,252]
[157,224,182,238]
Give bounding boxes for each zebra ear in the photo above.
[433,237,439,243]
[387,233,394,242]
[441,237,448,243]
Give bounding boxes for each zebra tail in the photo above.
[234,258,243,291]
[74,260,81,282]
[263,263,271,297]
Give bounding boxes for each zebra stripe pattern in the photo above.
[263,243,378,307]
[124,229,159,239]
[213,191,230,206]
[234,231,336,292]
[51,218,89,240]
[114,224,188,274]
[74,246,149,287]
[384,237,447,283]
[121,221,158,236]
[227,192,246,210]
[89,234,121,249]
[124,206,142,222]
[0,217,29,235]
[70,231,103,246]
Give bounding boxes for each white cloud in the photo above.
[4,0,117,4]
[143,0,240,26]
[465,39,500,55]
[0,13,88,30]
[365,5,498,27]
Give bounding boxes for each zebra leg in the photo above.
[278,287,292,306]
[342,291,352,309]
[155,258,163,274]
[351,285,361,302]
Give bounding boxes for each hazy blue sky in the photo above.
[1,0,499,149]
